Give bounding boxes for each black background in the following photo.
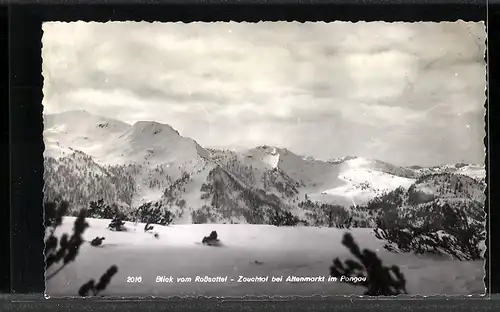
[2,0,498,310]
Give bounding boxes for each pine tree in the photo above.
[44,201,118,296]
[330,233,407,296]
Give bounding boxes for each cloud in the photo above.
[42,21,486,166]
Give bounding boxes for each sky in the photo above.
[42,21,486,167]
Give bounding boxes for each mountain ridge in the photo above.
[43,110,486,224]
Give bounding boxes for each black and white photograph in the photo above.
[42,21,487,297]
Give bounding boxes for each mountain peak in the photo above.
[131,121,181,137]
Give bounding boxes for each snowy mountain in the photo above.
[43,110,486,224]
[409,163,486,181]
[402,172,486,225]
[44,110,130,159]
[43,150,135,209]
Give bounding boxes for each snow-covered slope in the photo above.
[43,151,139,211]
[44,111,217,214]
[355,172,486,231]
[211,146,343,200]
[103,121,210,168]
[43,110,486,224]
[409,173,485,204]
[45,217,485,297]
[315,157,417,207]
[44,110,210,172]
[44,110,130,159]
[410,163,486,181]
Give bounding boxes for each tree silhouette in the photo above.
[134,201,174,226]
[88,199,118,219]
[78,265,119,297]
[108,214,127,232]
[144,223,154,232]
[45,202,89,279]
[44,201,118,297]
[330,233,407,296]
[269,210,300,226]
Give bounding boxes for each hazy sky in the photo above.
[42,21,486,167]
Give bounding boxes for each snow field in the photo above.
[46,217,485,297]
